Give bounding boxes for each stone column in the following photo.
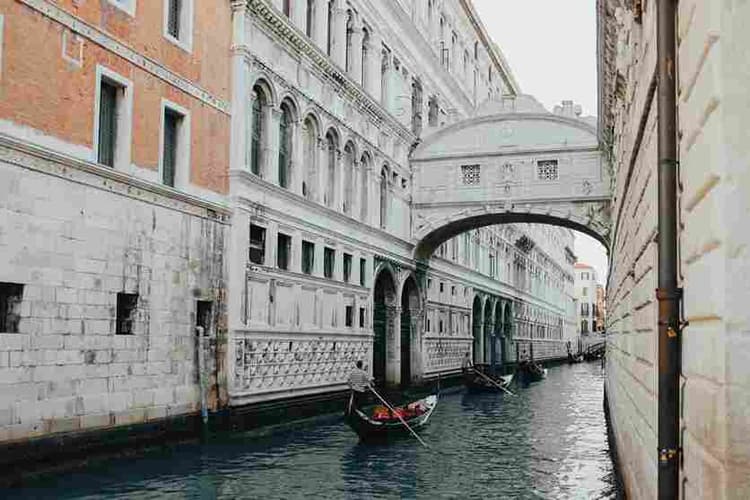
[318,137,330,207]
[360,164,371,223]
[265,106,281,183]
[332,2,347,68]
[335,148,344,212]
[387,305,402,386]
[292,0,306,32]
[291,118,303,195]
[229,2,248,176]
[351,160,361,218]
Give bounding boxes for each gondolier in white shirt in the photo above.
[347,360,373,409]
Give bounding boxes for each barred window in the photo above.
[461,164,481,185]
[537,160,559,181]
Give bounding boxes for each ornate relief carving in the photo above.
[233,337,370,392]
[424,337,471,372]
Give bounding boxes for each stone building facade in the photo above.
[0,0,576,449]
[574,262,598,335]
[600,0,750,497]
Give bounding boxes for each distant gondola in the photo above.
[463,372,514,393]
[516,360,548,383]
[344,392,438,442]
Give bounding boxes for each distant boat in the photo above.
[463,371,514,393]
[516,360,547,383]
[344,392,438,442]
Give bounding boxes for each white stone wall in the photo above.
[603,0,750,497]
[0,139,228,442]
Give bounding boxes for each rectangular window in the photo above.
[343,253,352,283]
[324,247,335,279]
[162,108,181,187]
[359,307,366,328]
[461,164,481,185]
[581,303,589,316]
[277,233,291,271]
[302,240,315,275]
[116,292,138,335]
[345,305,353,327]
[359,258,366,286]
[537,160,559,181]
[164,0,193,50]
[0,282,24,333]
[439,282,444,293]
[249,224,266,265]
[98,81,118,167]
[196,300,212,336]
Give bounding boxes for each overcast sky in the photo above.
[473,0,609,285]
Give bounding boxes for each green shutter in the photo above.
[163,110,179,187]
[98,82,117,167]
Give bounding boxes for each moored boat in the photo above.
[463,372,514,393]
[516,360,547,383]
[344,392,438,442]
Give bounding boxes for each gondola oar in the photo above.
[472,368,516,396]
[368,385,429,448]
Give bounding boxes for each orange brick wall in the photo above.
[0,0,230,194]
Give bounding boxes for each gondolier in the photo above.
[347,360,373,408]
[461,352,473,373]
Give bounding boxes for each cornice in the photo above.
[0,133,231,223]
[246,0,416,146]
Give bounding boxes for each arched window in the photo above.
[325,130,337,207]
[302,116,318,199]
[379,166,389,229]
[345,11,354,73]
[360,153,369,221]
[343,142,355,215]
[283,0,291,17]
[411,79,423,136]
[306,0,315,38]
[249,85,267,176]
[278,102,293,189]
[474,41,479,61]
[327,0,334,56]
[463,51,469,77]
[361,28,370,84]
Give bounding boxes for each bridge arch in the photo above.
[410,95,612,261]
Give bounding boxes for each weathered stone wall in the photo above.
[603,0,750,497]
[0,138,229,443]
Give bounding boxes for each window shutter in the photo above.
[163,110,178,187]
[98,82,118,167]
[168,0,181,39]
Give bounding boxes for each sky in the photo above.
[473,0,609,285]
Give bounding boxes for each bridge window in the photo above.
[461,164,481,185]
[537,160,559,181]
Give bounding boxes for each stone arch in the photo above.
[372,262,397,386]
[399,274,421,387]
[471,294,483,364]
[249,75,277,107]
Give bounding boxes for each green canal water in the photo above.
[4,363,621,499]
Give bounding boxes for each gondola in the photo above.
[516,360,547,383]
[344,392,438,442]
[463,371,514,393]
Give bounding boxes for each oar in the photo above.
[368,385,429,448]
[472,368,516,396]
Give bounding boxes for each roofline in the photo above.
[459,0,521,95]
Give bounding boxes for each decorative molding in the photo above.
[0,133,231,223]
[18,0,230,115]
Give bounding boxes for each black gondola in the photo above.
[516,360,548,383]
[344,392,438,442]
[463,372,514,393]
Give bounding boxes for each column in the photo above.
[349,16,363,83]
[229,2,248,175]
[368,32,382,99]
[388,306,402,386]
[351,160,361,218]
[314,0,328,51]
[265,106,281,183]
[317,137,328,206]
[291,118,304,195]
[335,148,344,212]
[292,231,302,273]
[332,1,347,68]
[292,0,306,31]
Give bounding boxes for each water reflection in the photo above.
[4,363,620,499]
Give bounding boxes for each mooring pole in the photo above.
[656,0,681,497]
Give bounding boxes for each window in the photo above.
[302,116,318,199]
[345,11,354,72]
[439,282,444,293]
[359,258,366,286]
[581,303,590,316]
[489,253,496,277]
[325,131,338,207]
[196,300,212,336]
[461,164,481,185]
[359,307,366,328]
[249,86,266,175]
[343,253,352,283]
[361,28,370,84]
[116,292,138,335]
[345,305,353,327]
[582,287,588,297]
[164,0,193,50]
[302,240,315,275]
[343,143,355,214]
[326,0,334,56]
[161,108,180,187]
[306,0,315,37]
[278,103,293,189]
[537,160,559,181]
[439,320,444,333]
[379,167,389,229]
[249,224,266,265]
[411,79,423,136]
[277,233,291,270]
[0,282,23,333]
[95,67,132,170]
[451,286,456,296]
[581,320,589,334]
[360,154,369,221]
[283,0,291,17]
[324,247,335,279]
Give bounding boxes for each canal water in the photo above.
[5,363,621,499]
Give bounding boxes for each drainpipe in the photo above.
[656,0,681,497]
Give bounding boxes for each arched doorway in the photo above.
[472,296,483,364]
[373,267,396,386]
[483,299,493,365]
[494,301,503,370]
[400,276,420,388]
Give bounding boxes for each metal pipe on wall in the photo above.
[656,0,681,497]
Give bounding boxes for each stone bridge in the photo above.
[411,96,612,260]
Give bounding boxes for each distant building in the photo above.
[595,285,606,332]
[574,263,598,335]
